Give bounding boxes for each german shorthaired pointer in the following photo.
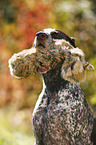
[9,28,96,145]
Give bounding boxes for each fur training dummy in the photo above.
[9,39,94,84]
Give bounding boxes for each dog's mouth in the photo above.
[38,66,48,73]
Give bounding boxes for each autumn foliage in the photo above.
[15,1,51,49]
[0,0,52,107]
[0,0,96,111]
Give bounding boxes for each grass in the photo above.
[0,130,35,145]
[0,106,35,145]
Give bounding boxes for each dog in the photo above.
[8,28,96,144]
[32,28,96,145]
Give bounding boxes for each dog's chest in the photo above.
[43,89,82,134]
[36,89,76,144]
[33,83,94,144]
[35,88,82,142]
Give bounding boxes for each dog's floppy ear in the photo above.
[51,29,76,48]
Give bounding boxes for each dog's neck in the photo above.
[42,61,68,92]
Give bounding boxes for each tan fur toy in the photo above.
[9,39,94,84]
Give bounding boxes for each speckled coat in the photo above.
[32,62,95,145]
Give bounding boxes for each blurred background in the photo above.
[0,0,96,144]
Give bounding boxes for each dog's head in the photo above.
[33,28,76,48]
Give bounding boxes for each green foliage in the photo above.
[0,0,16,23]
[51,0,96,59]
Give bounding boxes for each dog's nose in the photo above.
[36,32,48,40]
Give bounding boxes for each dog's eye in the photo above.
[41,34,46,38]
[36,33,48,40]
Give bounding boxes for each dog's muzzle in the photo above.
[34,32,48,48]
